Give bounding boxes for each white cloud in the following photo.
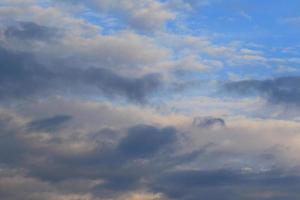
[239,10,252,21]
[80,0,175,32]
[281,16,300,26]
[275,65,297,73]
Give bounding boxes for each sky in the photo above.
[1,0,300,199]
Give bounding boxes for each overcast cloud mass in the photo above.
[1,0,300,199]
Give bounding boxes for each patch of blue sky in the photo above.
[36,0,52,8]
[166,1,300,80]
[177,0,300,47]
[81,10,126,35]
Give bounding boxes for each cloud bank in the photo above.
[1,0,300,200]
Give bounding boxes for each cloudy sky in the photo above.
[1,0,300,199]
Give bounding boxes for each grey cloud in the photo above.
[4,21,59,41]
[193,116,225,128]
[0,169,103,200]
[0,47,53,99]
[0,46,162,103]
[152,169,300,200]
[79,68,162,103]
[0,133,26,164]
[117,125,177,158]
[1,110,300,200]
[27,115,72,132]
[224,76,300,105]
[0,119,180,197]
[0,112,197,198]
[0,119,27,164]
[0,119,177,176]
[1,2,299,199]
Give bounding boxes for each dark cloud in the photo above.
[117,125,177,158]
[27,115,72,132]
[0,117,27,164]
[4,21,59,41]
[1,111,300,200]
[0,46,162,103]
[78,68,162,103]
[152,169,300,200]
[0,121,178,197]
[193,116,225,128]
[224,76,300,105]
[0,6,299,200]
[0,121,177,179]
[0,47,53,99]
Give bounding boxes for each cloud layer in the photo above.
[1,0,300,200]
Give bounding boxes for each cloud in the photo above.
[117,192,164,200]
[79,68,162,103]
[224,76,300,105]
[1,0,300,199]
[239,10,252,21]
[55,0,175,32]
[280,16,300,26]
[0,120,27,164]
[275,66,297,74]
[0,107,194,197]
[78,0,175,32]
[152,169,300,200]
[1,104,300,199]
[4,21,60,41]
[192,116,225,128]
[0,47,51,99]
[0,169,105,200]
[27,115,72,132]
[117,125,177,158]
[0,46,162,103]
[169,0,218,9]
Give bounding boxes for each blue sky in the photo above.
[166,0,300,79]
[1,1,300,200]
